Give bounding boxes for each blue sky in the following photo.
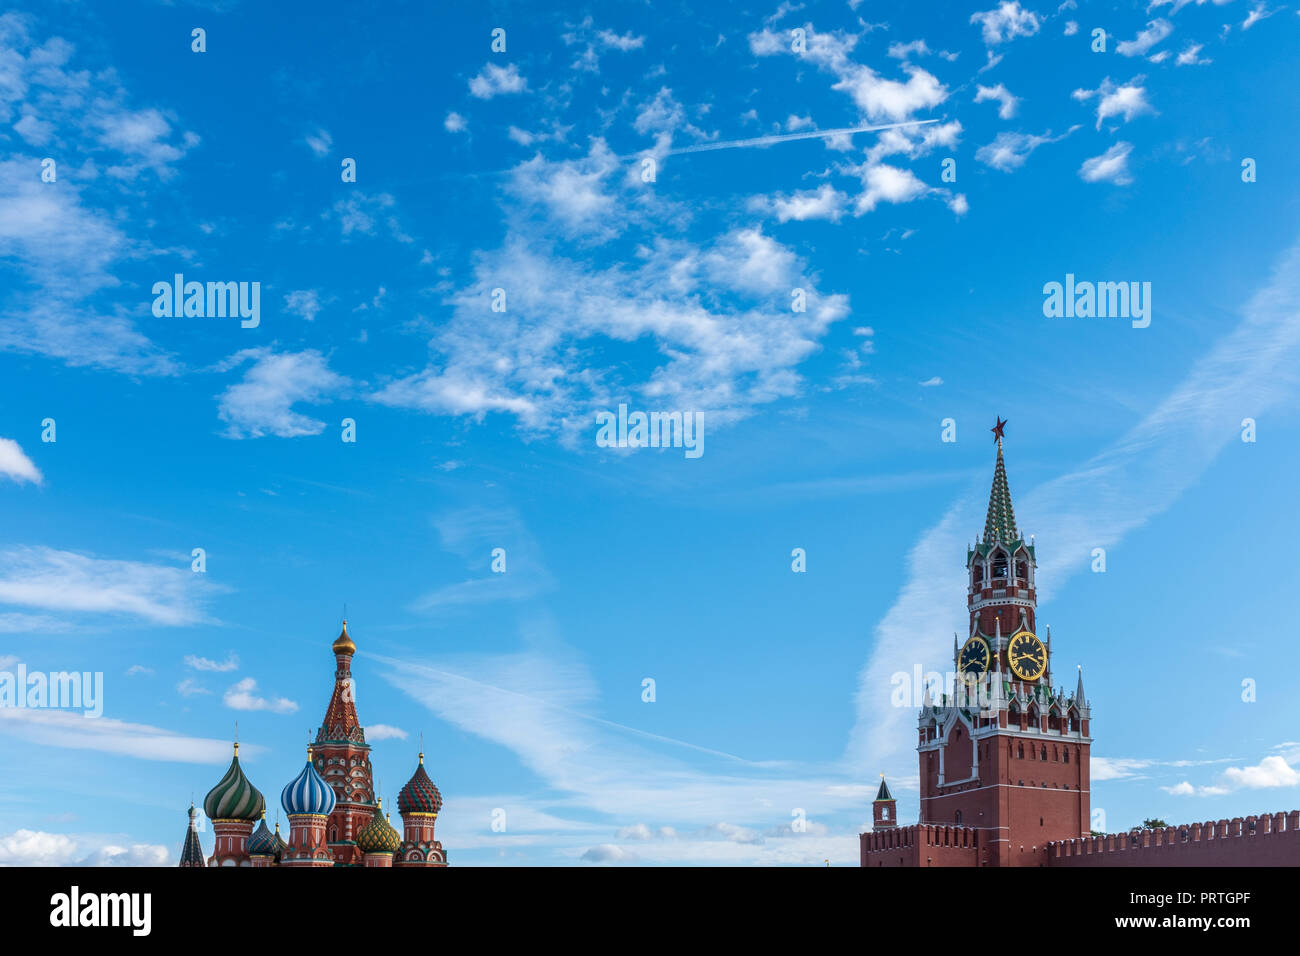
[2,0,1300,866]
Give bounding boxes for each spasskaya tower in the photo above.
[865,420,1094,867]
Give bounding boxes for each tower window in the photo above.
[1017,743,1024,759]
[1064,750,1070,764]
[955,811,963,825]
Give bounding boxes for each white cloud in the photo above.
[1072,77,1154,129]
[1064,20,1079,35]
[0,546,213,626]
[222,677,298,714]
[750,183,849,222]
[1116,19,1174,56]
[749,26,948,123]
[581,844,638,863]
[444,111,467,133]
[0,20,202,375]
[324,191,411,242]
[284,289,324,322]
[0,156,178,376]
[304,127,332,156]
[974,83,1020,119]
[1242,3,1278,30]
[887,39,930,59]
[976,127,1077,171]
[366,724,408,741]
[1176,43,1211,65]
[0,708,258,762]
[215,348,347,439]
[970,2,1042,45]
[1079,142,1135,185]
[0,438,41,485]
[506,143,619,236]
[1222,755,1300,789]
[468,62,528,99]
[597,29,644,51]
[0,829,169,866]
[372,143,849,438]
[176,678,211,697]
[851,163,930,213]
[919,376,943,387]
[184,653,239,672]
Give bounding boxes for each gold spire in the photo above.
[332,620,357,655]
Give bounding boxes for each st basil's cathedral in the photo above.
[177,622,447,867]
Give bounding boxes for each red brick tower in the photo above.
[872,776,897,829]
[312,622,377,865]
[917,420,1092,866]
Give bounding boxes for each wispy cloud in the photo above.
[0,546,216,627]
[0,709,258,762]
[1079,142,1135,185]
[0,438,42,485]
[976,127,1078,171]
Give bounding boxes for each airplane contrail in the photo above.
[659,118,940,156]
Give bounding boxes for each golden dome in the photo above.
[332,620,356,655]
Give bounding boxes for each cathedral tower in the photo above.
[311,622,377,865]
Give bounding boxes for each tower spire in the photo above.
[984,418,1019,544]
[178,802,206,867]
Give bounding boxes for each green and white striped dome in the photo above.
[203,743,266,821]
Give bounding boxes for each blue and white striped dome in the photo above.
[281,749,337,817]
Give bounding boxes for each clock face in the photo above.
[959,636,991,677]
[1008,630,1047,681]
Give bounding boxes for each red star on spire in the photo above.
[991,417,1007,442]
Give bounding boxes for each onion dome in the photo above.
[203,743,265,821]
[281,747,337,817]
[356,799,402,855]
[246,813,276,856]
[271,821,288,855]
[397,752,443,815]
[332,620,356,656]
